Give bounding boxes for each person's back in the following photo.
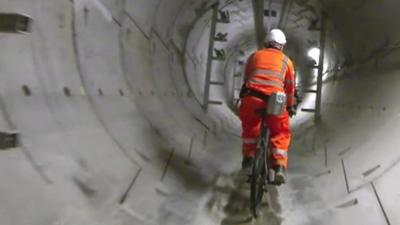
[245,48,294,98]
[239,29,297,185]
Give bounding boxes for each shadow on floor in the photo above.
[217,177,282,225]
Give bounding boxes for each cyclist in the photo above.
[239,29,297,185]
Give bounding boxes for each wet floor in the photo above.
[208,173,283,225]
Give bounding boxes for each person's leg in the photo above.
[239,96,266,168]
[267,111,291,183]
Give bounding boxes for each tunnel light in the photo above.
[296,72,301,84]
[308,47,320,65]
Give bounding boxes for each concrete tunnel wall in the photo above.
[1,0,400,225]
[0,0,239,224]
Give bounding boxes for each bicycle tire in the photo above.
[250,141,266,218]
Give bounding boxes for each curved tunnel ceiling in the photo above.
[0,0,400,225]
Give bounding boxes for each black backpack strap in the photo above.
[240,86,270,103]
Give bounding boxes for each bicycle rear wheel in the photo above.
[250,142,266,218]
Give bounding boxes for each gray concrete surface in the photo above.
[0,0,400,224]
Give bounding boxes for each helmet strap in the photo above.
[266,42,284,50]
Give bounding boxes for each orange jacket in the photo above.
[244,48,296,107]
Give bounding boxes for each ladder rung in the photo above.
[302,108,316,113]
[209,81,224,85]
[208,100,223,105]
[304,89,317,93]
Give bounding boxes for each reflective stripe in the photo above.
[284,80,294,84]
[251,69,284,81]
[249,78,284,88]
[246,54,290,88]
[245,54,256,82]
[243,138,258,144]
[272,149,288,157]
[281,56,289,75]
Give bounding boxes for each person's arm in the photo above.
[284,59,297,116]
[244,53,255,82]
[239,53,255,98]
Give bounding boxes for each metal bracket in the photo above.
[214,32,228,42]
[304,89,317,93]
[0,130,20,150]
[208,100,223,105]
[234,72,242,78]
[210,81,224,85]
[217,10,230,23]
[308,18,320,30]
[301,108,316,113]
[213,48,226,61]
[264,9,277,17]
[0,13,33,33]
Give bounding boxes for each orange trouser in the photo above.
[239,95,291,168]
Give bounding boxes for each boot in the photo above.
[241,156,254,170]
[273,165,287,185]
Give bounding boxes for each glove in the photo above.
[287,106,297,117]
[295,90,302,104]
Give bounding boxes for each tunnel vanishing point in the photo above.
[0,0,400,225]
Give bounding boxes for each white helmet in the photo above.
[265,29,287,45]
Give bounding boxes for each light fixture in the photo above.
[308,47,320,65]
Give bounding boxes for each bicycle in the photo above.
[249,92,287,218]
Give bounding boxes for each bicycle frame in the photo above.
[250,93,287,218]
[250,109,271,218]
[258,109,271,180]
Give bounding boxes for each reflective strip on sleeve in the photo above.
[284,80,294,85]
[272,148,288,157]
[243,138,258,144]
[281,56,289,76]
[245,55,290,87]
[248,78,284,88]
[245,54,256,81]
[250,69,285,81]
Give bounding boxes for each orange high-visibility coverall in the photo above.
[239,48,296,168]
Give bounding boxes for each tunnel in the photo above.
[0,0,399,224]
